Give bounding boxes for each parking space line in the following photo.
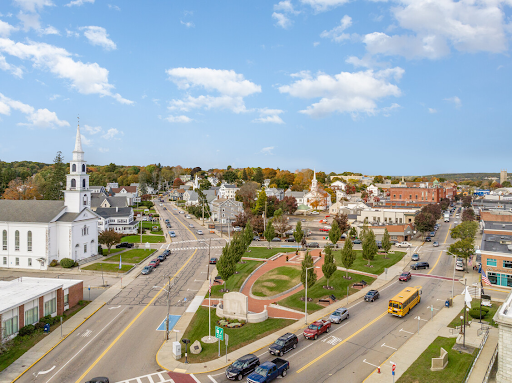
[207,375,218,383]
[381,343,397,350]
[190,374,201,383]
[362,359,380,368]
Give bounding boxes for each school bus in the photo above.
[388,286,422,317]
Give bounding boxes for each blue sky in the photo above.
[0,0,511,175]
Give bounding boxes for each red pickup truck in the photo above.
[303,320,331,340]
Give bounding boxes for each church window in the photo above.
[15,257,19,266]
[82,164,86,172]
[2,230,6,250]
[28,258,32,267]
[84,243,87,253]
[72,164,76,172]
[27,231,32,252]
[71,179,76,188]
[82,179,86,188]
[83,194,87,206]
[15,231,19,251]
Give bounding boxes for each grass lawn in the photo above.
[332,250,406,275]
[140,221,161,229]
[122,235,165,243]
[252,266,301,297]
[279,270,375,313]
[0,301,90,372]
[101,248,123,255]
[210,261,263,298]
[179,307,295,363]
[82,263,133,273]
[448,301,499,328]
[397,336,477,383]
[245,247,297,259]
[103,249,155,264]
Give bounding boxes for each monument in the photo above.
[216,292,268,323]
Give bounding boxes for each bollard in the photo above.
[377,366,381,374]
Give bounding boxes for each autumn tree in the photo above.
[414,212,436,237]
[301,251,317,288]
[332,212,350,235]
[236,181,259,209]
[340,238,356,278]
[232,210,250,228]
[462,209,475,222]
[462,195,472,208]
[273,214,291,238]
[173,178,185,188]
[280,196,298,215]
[250,215,264,235]
[253,189,267,215]
[2,178,42,200]
[252,167,264,184]
[98,229,123,254]
[362,229,378,266]
[322,247,337,288]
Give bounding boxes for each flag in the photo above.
[481,269,492,286]
[464,286,472,308]
[119,255,122,270]
[469,258,472,266]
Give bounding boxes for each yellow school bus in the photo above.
[388,286,422,317]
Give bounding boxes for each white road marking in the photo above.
[322,335,342,345]
[414,316,428,322]
[45,308,126,383]
[381,343,397,350]
[399,328,414,335]
[207,375,218,383]
[362,359,380,368]
[190,374,201,383]
[80,329,92,337]
[147,374,155,383]
[108,305,121,310]
[115,372,174,383]
[33,366,55,377]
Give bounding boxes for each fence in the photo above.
[462,324,490,382]
[482,344,498,383]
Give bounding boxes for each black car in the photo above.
[162,249,171,256]
[411,261,430,270]
[225,354,260,381]
[116,242,134,248]
[425,237,431,242]
[376,241,382,249]
[157,254,166,262]
[209,257,218,264]
[271,237,282,242]
[307,242,320,248]
[364,290,380,302]
[86,378,109,383]
[286,236,296,242]
[353,239,362,244]
[268,333,298,356]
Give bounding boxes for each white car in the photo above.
[395,241,412,248]
[189,224,194,228]
[185,215,191,219]
[311,211,319,215]
[197,230,203,235]
[455,263,464,271]
[233,226,242,232]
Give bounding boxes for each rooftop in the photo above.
[0,200,65,223]
[481,233,512,254]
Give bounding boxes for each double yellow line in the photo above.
[427,223,452,275]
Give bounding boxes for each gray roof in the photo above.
[284,190,306,198]
[484,221,512,231]
[222,184,238,189]
[95,207,133,218]
[56,212,81,222]
[481,233,512,254]
[0,200,65,223]
[91,195,129,209]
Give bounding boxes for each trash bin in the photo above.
[445,300,450,307]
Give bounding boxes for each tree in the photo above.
[293,221,304,250]
[236,181,259,209]
[301,251,317,288]
[216,244,236,290]
[232,210,249,228]
[449,238,474,267]
[2,178,42,200]
[98,229,123,254]
[328,220,341,246]
[273,214,291,237]
[462,209,475,222]
[421,204,442,220]
[332,212,350,235]
[349,227,357,239]
[462,195,472,208]
[381,228,391,255]
[451,221,478,240]
[243,222,254,251]
[173,178,185,188]
[264,218,276,248]
[322,247,337,288]
[199,179,212,191]
[280,196,298,215]
[340,238,356,278]
[502,181,511,187]
[230,234,246,263]
[45,151,66,200]
[359,221,370,242]
[253,189,267,215]
[223,170,237,183]
[252,167,264,184]
[414,212,436,237]
[250,215,264,235]
[362,229,378,266]
[242,168,248,181]
[138,171,148,195]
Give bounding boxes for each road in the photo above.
[15,200,223,383]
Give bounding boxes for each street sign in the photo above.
[215,326,224,341]
[225,333,229,346]
[392,364,396,372]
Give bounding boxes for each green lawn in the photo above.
[82,263,133,273]
[101,248,123,255]
[122,235,165,243]
[245,247,298,259]
[0,301,90,372]
[210,260,263,298]
[179,307,295,363]
[280,270,375,313]
[140,221,161,229]
[103,249,155,264]
[448,301,499,328]
[397,337,477,383]
[252,266,302,297]
[332,249,406,275]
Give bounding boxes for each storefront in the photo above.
[487,271,512,287]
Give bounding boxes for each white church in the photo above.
[0,124,100,270]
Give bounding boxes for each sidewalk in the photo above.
[0,259,152,383]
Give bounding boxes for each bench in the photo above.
[318,299,330,304]
[352,280,368,288]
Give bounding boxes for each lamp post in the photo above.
[305,266,314,325]
[153,276,172,341]
[182,338,190,363]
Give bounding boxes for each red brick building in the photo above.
[387,184,453,207]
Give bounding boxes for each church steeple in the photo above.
[311,169,318,191]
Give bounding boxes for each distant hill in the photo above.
[425,173,500,181]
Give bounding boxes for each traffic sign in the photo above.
[225,333,229,346]
[215,326,224,341]
[392,364,396,372]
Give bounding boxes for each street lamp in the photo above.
[182,338,191,363]
[152,275,172,341]
[443,250,457,300]
[305,266,315,325]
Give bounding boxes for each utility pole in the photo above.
[207,238,211,280]
[166,275,170,341]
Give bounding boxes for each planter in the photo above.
[323,286,335,290]
[300,297,313,302]
[343,276,353,280]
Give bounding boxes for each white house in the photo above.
[109,186,138,205]
[284,189,307,205]
[330,180,347,191]
[96,207,138,234]
[0,124,100,270]
[304,171,332,210]
[218,184,239,199]
[367,184,379,196]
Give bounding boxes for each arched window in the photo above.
[27,231,32,252]
[71,179,76,188]
[82,164,86,172]
[82,179,86,188]
[72,164,76,172]
[2,230,6,250]
[15,230,19,251]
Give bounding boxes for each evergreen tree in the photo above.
[230,234,246,263]
[217,244,236,290]
[264,218,276,249]
[301,251,317,288]
[242,168,248,181]
[322,247,337,287]
[252,167,264,184]
[243,222,254,251]
[382,228,392,255]
[46,151,66,200]
[293,221,304,250]
[253,189,267,215]
[349,227,357,239]
[362,229,378,266]
[340,238,356,278]
[328,220,341,247]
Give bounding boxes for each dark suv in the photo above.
[268,333,298,356]
[307,242,320,248]
[116,242,134,248]
[364,290,380,302]
[225,354,260,381]
[411,261,430,270]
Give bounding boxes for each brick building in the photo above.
[387,183,453,207]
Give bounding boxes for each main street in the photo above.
[14,200,223,383]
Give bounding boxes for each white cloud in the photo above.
[168,95,248,113]
[165,115,192,123]
[272,12,292,29]
[320,15,352,42]
[0,92,69,128]
[49,94,60,100]
[13,0,54,13]
[102,127,121,139]
[180,20,194,28]
[65,0,94,6]
[0,20,17,37]
[17,12,41,31]
[428,108,437,113]
[313,41,320,47]
[98,147,109,152]
[252,108,285,124]
[0,54,23,77]
[0,37,131,103]
[108,4,120,11]
[300,0,349,12]
[382,103,401,116]
[279,68,403,117]
[274,1,300,14]
[66,29,79,38]
[83,124,102,134]
[80,134,91,145]
[363,32,450,59]
[444,96,461,108]
[261,146,275,155]
[80,26,116,50]
[40,25,59,35]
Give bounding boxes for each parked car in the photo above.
[225,354,260,381]
[430,231,436,237]
[433,241,439,247]
[311,211,319,215]
[455,263,464,271]
[396,242,412,248]
[209,257,218,264]
[425,237,432,242]
[185,215,191,219]
[165,219,170,223]
[329,308,349,324]
[319,227,330,232]
[253,236,261,241]
[197,230,203,235]
[364,290,380,302]
[268,333,298,356]
[399,272,412,282]
[411,261,430,270]
[353,239,362,244]
[303,320,331,340]
[286,236,296,242]
[157,254,166,262]
[307,242,320,248]
[411,253,420,261]
[189,224,194,228]
[116,242,134,248]
[233,226,243,232]
[162,249,171,256]
[390,240,399,245]
[141,266,153,275]
[247,358,290,382]
[86,378,109,383]
[271,237,281,242]
[149,259,160,268]
[376,240,382,249]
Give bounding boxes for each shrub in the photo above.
[34,322,45,330]
[60,258,75,268]
[469,308,487,319]
[18,324,35,336]
[49,259,59,267]
[40,315,56,325]
[153,214,159,218]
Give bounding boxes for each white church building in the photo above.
[0,124,100,270]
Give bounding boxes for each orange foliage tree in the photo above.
[2,178,42,200]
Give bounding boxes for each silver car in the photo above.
[329,308,349,324]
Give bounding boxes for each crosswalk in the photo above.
[78,329,92,338]
[168,246,224,251]
[115,371,174,383]
[322,335,342,346]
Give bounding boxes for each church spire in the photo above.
[74,117,83,154]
